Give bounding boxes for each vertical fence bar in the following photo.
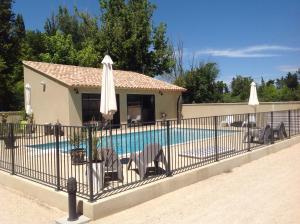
[55,124,61,191]
[271,112,274,144]
[10,123,15,175]
[166,120,172,176]
[214,116,218,161]
[288,110,291,138]
[247,113,251,151]
[88,126,94,202]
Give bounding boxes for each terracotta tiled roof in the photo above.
[23,61,186,92]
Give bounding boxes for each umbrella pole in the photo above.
[109,120,113,149]
[254,106,257,127]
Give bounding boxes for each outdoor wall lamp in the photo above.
[40,81,46,92]
[159,90,163,96]
[74,88,79,94]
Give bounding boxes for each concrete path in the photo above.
[92,143,300,224]
[1,142,300,224]
[0,185,64,224]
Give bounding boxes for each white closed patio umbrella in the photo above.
[100,55,117,121]
[89,55,117,194]
[248,82,259,107]
[248,82,259,126]
[25,83,33,115]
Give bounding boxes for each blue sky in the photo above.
[14,0,300,83]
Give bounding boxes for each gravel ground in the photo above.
[92,142,300,224]
[0,185,64,224]
[1,142,300,224]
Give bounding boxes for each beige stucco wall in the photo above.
[69,87,181,125]
[182,102,300,118]
[24,66,71,124]
[25,66,181,126]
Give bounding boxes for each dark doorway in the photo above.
[82,93,120,127]
[127,94,155,124]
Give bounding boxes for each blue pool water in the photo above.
[29,128,235,154]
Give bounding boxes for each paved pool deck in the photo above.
[1,141,300,224]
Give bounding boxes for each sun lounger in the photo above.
[44,123,64,136]
[179,146,235,159]
[131,115,141,124]
[242,114,256,128]
[220,115,234,127]
[99,148,123,181]
[127,143,168,180]
[243,124,272,144]
[273,122,287,140]
[44,123,52,135]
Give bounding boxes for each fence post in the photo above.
[9,124,15,175]
[67,177,78,221]
[247,114,251,151]
[166,120,172,177]
[214,116,219,162]
[88,126,94,202]
[270,112,274,144]
[288,110,291,138]
[55,124,61,191]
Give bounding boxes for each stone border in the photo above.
[0,136,299,220]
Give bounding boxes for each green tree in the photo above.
[98,0,174,76]
[44,6,100,50]
[151,23,174,76]
[77,40,100,67]
[230,75,253,101]
[0,0,25,110]
[23,30,46,61]
[284,72,298,89]
[44,13,57,36]
[183,62,221,103]
[278,86,299,101]
[258,83,279,102]
[39,32,78,65]
[216,81,229,94]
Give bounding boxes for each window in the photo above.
[82,93,120,126]
[127,94,155,124]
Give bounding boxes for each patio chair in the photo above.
[273,122,287,140]
[242,114,256,128]
[179,146,235,160]
[53,124,64,136]
[131,115,141,124]
[25,123,35,135]
[220,115,234,127]
[127,143,168,180]
[44,123,64,136]
[243,124,273,144]
[99,148,123,181]
[44,123,53,135]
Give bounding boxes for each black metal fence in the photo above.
[0,109,299,201]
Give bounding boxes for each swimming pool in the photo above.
[29,128,235,154]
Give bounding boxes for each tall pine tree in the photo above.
[0,0,25,110]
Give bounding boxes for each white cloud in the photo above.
[195,45,300,58]
[277,65,300,73]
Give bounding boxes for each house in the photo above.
[23,61,186,126]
